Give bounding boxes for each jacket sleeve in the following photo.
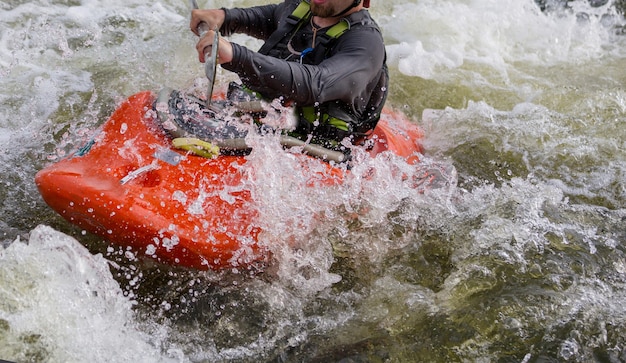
[221,26,386,108]
[220,5,282,40]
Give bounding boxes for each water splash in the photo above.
[0,225,180,363]
[1,0,626,361]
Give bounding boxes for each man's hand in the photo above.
[190,9,225,36]
[195,29,233,64]
[190,9,233,64]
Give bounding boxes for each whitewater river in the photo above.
[1,0,625,361]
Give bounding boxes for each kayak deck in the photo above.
[35,91,424,270]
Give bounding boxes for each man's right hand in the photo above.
[195,29,233,64]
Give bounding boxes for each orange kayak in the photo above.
[35,91,424,270]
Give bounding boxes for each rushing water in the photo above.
[1,0,625,362]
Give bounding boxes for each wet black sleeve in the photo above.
[220,5,282,40]
[222,26,386,108]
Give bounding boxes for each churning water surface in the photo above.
[1,0,625,362]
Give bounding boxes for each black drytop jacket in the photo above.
[220,0,389,139]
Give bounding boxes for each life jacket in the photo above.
[259,0,388,145]
[258,0,351,63]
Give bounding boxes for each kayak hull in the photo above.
[35,91,423,270]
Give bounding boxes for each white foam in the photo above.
[1,0,625,360]
[382,0,625,80]
[0,225,180,362]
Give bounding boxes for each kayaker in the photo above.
[190,0,386,151]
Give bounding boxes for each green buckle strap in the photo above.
[325,19,350,39]
[327,116,350,131]
[290,1,312,23]
[301,106,350,132]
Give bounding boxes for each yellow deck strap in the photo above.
[172,137,220,159]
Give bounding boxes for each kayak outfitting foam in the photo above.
[35,90,424,270]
